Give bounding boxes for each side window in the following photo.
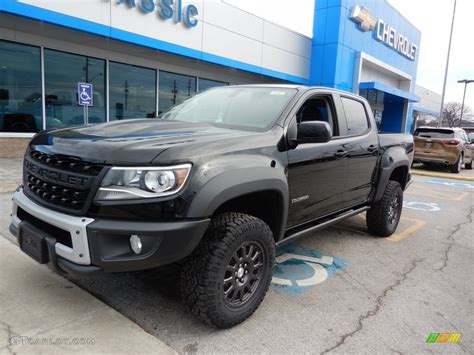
[296,96,338,136]
[340,97,369,136]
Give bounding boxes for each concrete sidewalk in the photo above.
[0,235,176,355]
[0,159,22,193]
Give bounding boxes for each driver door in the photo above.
[287,93,348,228]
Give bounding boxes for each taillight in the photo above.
[443,139,460,146]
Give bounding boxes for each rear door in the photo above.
[338,96,379,207]
[459,130,473,162]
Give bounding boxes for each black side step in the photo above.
[277,206,369,246]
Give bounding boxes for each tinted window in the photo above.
[44,49,106,128]
[341,97,369,135]
[0,41,42,132]
[297,97,338,136]
[159,87,296,131]
[198,78,228,92]
[109,62,156,120]
[414,129,454,139]
[158,71,196,114]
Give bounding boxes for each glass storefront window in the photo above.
[0,41,42,133]
[109,62,156,120]
[44,49,106,129]
[198,78,228,92]
[159,71,196,114]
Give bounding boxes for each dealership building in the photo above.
[0,0,426,148]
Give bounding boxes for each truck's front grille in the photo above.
[24,148,105,214]
[26,173,89,210]
[30,149,103,176]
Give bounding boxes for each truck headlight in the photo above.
[95,164,191,201]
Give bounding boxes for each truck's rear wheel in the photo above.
[180,213,275,328]
[366,181,403,237]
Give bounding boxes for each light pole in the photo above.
[457,79,474,127]
[438,0,457,127]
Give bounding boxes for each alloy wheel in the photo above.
[223,241,265,307]
[388,194,400,225]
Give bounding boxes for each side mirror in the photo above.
[297,121,332,144]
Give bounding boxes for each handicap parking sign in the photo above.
[77,82,93,106]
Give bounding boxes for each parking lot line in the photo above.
[453,192,470,201]
[408,184,469,201]
[386,218,426,242]
[347,213,425,242]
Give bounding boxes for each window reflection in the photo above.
[0,41,42,133]
[198,78,228,92]
[109,62,156,120]
[0,40,235,132]
[341,97,370,135]
[44,50,106,129]
[158,71,196,114]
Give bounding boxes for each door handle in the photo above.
[368,145,378,153]
[335,150,348,158]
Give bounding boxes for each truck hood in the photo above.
[29,119,254,165]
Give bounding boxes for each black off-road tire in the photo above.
[450,154,463,173]
[465,160,472,170]
[366,181,403,237]
[180,213,275,328]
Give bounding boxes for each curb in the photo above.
[0,235,177,354]
[411,169,474,182]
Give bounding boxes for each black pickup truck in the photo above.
[10,85,413,328]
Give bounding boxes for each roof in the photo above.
[359,81,419,102]
[225,84,360,95]
[226,84,304,89]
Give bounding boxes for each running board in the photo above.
[277,206,369,246]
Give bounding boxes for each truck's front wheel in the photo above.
[366,181,403,237]
[180,213,275,328]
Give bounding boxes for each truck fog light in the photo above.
[130,235,143,254]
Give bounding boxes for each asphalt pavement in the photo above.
[0,159,472,354]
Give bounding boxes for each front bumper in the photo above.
[10,188,210,275]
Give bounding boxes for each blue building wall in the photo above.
[311,0,421,133]
[0,0,422,133]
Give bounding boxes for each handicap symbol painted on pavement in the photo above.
[427,179,474,190]
[271,244,348,297]
[403,201,441,212]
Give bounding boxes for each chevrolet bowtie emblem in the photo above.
[351,5,376,31]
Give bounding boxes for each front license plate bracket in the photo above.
[18,221,50,264]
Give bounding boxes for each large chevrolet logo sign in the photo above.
[350,5,418,61]
[351,5,376,31]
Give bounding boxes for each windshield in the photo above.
[158,87,297,131]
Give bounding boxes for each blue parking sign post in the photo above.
[77,82,93,125]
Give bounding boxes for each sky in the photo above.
[224,0,474,112]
